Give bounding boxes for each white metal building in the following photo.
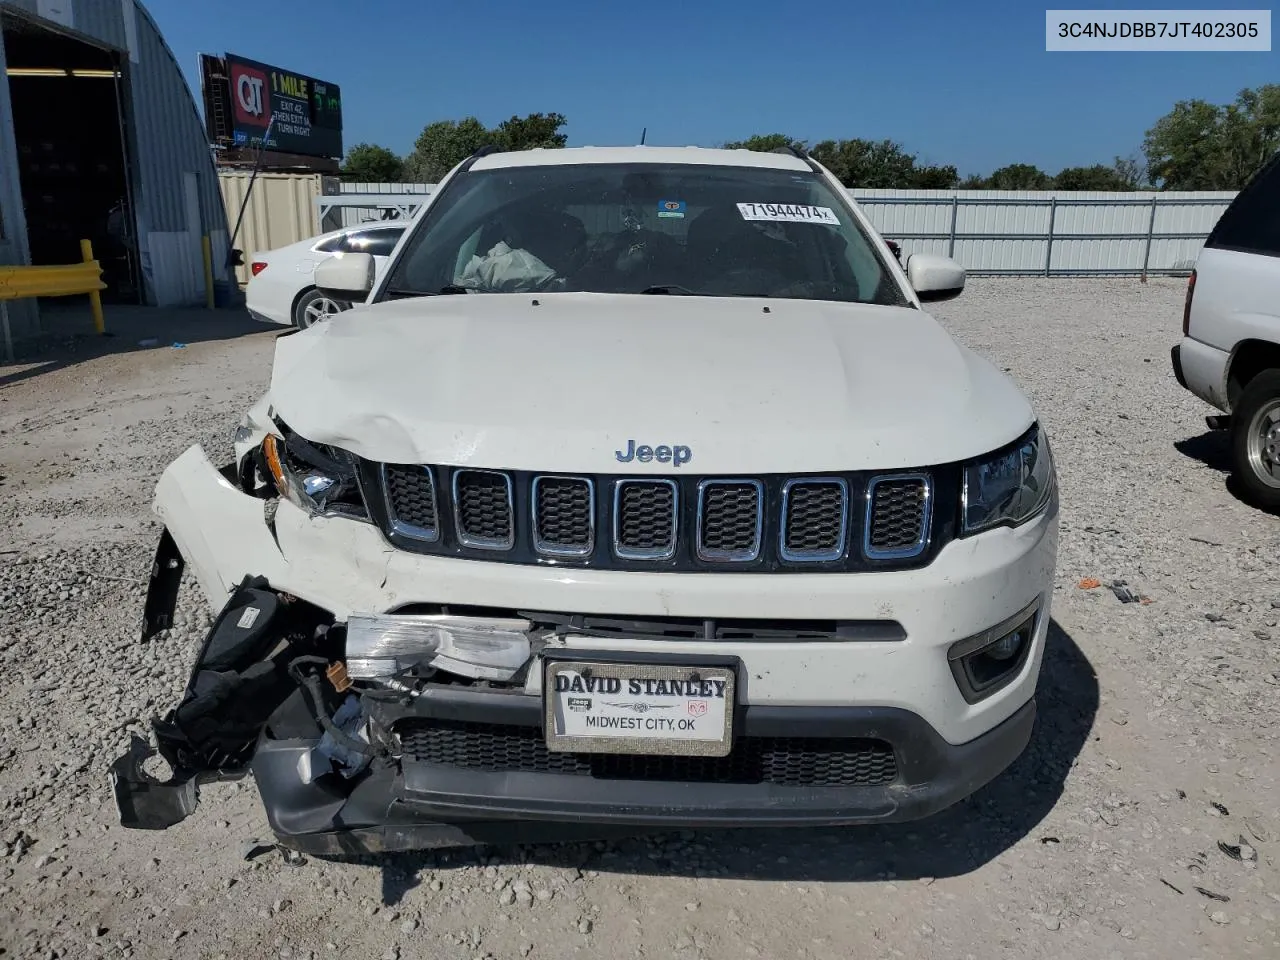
[0,0,230,341]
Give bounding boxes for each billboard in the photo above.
[203,53,343,159]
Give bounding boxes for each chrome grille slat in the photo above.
[780,478,848,562]
[381,464,439,541]
[533,476,595,557]
[696,480,763,562]
[865,474,931,560]
[613,479,678,560]
[452,470,515,550]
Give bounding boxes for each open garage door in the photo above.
[3,13,140,303]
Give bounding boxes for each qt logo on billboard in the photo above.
[231,62,270,129]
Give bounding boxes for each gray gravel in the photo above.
[0,279,1277,959]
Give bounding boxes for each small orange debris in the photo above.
[1077,577,1102,590]
[326,661,352,693]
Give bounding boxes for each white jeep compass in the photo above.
[111,144,1059,853]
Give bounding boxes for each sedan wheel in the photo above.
[294,288,351,329]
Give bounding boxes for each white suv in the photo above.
[110,145,1059,853]
[1173,153,1280,508]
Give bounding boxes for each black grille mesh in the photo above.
[616,482,676,553]
[384,465,437,532]
[399,721,898,787]
[784,482,846,556]
[454,471,512,545]
[535,478,592,551]
[868,478,928,553]
[699,482,761,557]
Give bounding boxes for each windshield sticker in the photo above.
[737,202,839,226]
[657,199,686,219]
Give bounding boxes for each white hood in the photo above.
[268,293,1034,474]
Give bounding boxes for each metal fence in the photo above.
[322,183,1237,277]
[847,189,1236,277]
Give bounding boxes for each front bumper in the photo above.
[245,692,1036,854]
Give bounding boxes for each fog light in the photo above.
[344,613,532,682]
[947,600,1039,704]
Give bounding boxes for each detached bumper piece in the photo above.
[111,571,342,830]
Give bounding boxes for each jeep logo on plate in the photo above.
[615,440,692,467]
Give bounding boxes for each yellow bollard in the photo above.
[80,239,106,334]
[202,235,215,310]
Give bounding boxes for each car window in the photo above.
[380,163,908,306]
[313,233,348,253]
[1207,153,1280,257]
[346,227,406,258]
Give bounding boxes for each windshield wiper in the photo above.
[639,284,703,296]
[383,285,471,300]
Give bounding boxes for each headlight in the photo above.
[961,424,1055,535]
[261,424,368,519]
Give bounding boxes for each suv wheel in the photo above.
[1230,369,1280,510]
[294,288,350,328]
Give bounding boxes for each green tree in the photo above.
[403,117,491,183]
[1112,154,1149,190]
[913,164,959,189]
[985,163,1053,190]
[809,138,920,187]
[1143,85,1280,189]
[402,113,569,183]
[492,112,569,151]
[1053,163,1135,190]
[340,143,405,182]
[721,133,806,153]
[958,173,988,189]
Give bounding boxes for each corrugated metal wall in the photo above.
[219,172,323,285]
[326,182,1234,277]
[125,1,229,304]
[847,189,1236,275]
[0,0,229,317]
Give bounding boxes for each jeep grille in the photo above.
[371,464,940,573]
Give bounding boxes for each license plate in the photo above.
[543,660,736,757]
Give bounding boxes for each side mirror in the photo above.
[906,253,965,302]
[314,252,376,301]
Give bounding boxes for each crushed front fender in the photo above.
[111,568,342,832]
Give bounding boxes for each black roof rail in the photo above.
[458,143,503,173]
[772,143,826,175]
[771,144,809,160]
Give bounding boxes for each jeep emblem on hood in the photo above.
[615,440,692,467]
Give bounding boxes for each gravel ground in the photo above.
[0,279,1277,960]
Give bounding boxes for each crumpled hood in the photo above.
[269,292,1034,473]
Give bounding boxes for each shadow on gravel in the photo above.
[1175,431,1280,514]
[0,301,274,390]
[363,619,1098,904]
[1175,430,1233,473]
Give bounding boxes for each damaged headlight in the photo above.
[961,424,1055,535]
[261,425,369,519]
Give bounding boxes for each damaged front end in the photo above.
[111,559,540,849]
[111,422,544,851]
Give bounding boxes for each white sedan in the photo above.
[245,222,408,328]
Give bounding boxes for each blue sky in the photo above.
[145,0,1276,176]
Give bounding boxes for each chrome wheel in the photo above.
[1245,398,1280,489]
[301,295,345,327]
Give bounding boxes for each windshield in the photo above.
[378,162,909,306]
